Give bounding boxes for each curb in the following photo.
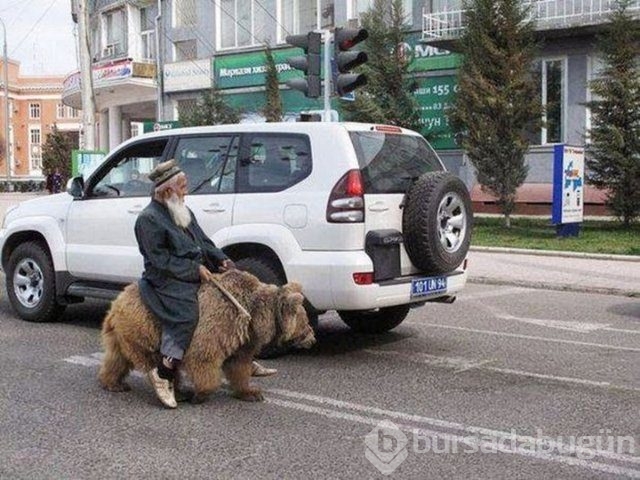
[470,246,640,262]
[468,276,640,298]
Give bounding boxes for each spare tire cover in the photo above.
[402,171,473,274]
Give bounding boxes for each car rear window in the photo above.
[349,132,444,193]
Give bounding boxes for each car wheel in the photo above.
[402,172,473,274]
[235,256,285,286]
[6,241,66,322]
[338,304,411,334]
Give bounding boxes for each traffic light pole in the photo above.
[323,30,331,122]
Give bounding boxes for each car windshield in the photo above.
[349,131,444,194]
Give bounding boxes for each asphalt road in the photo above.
[1,282,639,479]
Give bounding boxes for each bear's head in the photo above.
[275,282,316,349]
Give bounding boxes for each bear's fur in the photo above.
[98,269,315,403]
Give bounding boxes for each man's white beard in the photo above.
[166,193,192,229]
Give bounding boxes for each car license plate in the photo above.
[411,276,448,298]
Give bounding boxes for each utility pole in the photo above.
[77,0,96,150]
[155,0,164,122]
[0,17,10,186]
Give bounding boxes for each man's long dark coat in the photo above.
[134,199,227,354]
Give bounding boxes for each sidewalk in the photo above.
[467,249,640,297]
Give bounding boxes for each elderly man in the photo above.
[135,160,275,409]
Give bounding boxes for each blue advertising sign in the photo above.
[552,145,585,236]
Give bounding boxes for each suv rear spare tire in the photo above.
[402,172,472,274]
[6,241,66,323]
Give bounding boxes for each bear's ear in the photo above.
[278,289,304,339]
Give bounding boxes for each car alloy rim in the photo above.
[437,192,467,253]
[13,257,44,308]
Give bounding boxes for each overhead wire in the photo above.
[10,0,59,56]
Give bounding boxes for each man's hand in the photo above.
[199,265,216,283]
[219,259,236,272]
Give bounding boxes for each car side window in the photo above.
[91,139,168,198]
[173,135,239,194]
[237,134,311,193]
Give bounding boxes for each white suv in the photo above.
[0,122,472,333]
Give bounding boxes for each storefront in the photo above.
[211,34,461,146]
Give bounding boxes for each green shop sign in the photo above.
[215,48,304,89]
[224,89,325,115]
[403,32,461,73]
[414,75,459,150]
[142,121,181,133]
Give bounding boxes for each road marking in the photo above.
[494,314,611,333]
[266,396,640,478]
[65,355,102,368]
[64,352,640,477]
[603,327,640,335]
[458,287,534,302]
[364,349,640,393]
[409,323,640,353]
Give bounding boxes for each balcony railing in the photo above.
[423,0,640,40]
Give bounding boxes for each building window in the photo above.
[347,0,411,23]
[57,103,66,119]
[530,58,565,145]
[177,99,198,122]
[278,1,337,41]
[29,103,41,119]
[29,127,42,170]
[102,8,126,58]
[174,39,197,61]
[174,0,197,27]
[217,0,277,49]
[68,106,80,118]
[140,7,156,61]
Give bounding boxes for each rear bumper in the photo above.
[285,250,468,311]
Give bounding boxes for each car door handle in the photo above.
[203,203,226,213]
[368,202,389,212]
[127,205,143,214]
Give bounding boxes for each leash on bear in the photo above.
[208,276,252,320]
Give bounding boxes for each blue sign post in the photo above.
[552,145,585,237]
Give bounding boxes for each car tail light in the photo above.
[326,169,365,223]
[353,272,374,285]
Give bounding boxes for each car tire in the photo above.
[338,304,411,334]
[402,172,473,274]
[235,256,285,286]
[6,241,66,323]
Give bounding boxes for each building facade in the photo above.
[1,59,82,186]
[62,0,638,213]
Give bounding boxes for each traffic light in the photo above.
[333,27,368,96]
[285,32,322,98]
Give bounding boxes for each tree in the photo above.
[42,124,73,182]
[262,43,283,122]
[180,88,242,127]
[448,0,541,227]
[586,0,640,227]
[340,0,421,132]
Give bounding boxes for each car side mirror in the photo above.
[66,176,85,199]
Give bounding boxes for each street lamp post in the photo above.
[0,18,10,188]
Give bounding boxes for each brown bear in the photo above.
[98,269,315,404]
